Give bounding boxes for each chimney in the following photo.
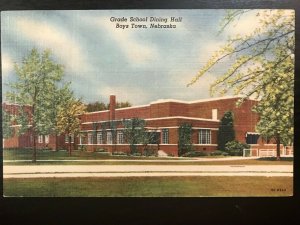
[109,95,116,121]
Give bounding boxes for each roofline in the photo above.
[82,95,258,114]
[145,116,220,122]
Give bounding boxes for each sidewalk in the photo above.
[3,164,293,178]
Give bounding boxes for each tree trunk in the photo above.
[32,131,37,163]
[55,133,58,151]
[276,134,281,161]
[69,135,72,156]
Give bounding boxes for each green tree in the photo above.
[6,48,64,162]
[188,10,294,160]
[178,123,193,156]
[217,111,235,151]
[122,118,146,154]
[2,109,14,139]
[56,98,86,156]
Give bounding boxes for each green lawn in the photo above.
[3,149,293,166]
[3,149,182,161]
[3,176,293,197]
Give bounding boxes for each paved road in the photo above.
[3,165,293,178]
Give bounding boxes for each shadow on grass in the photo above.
[257,157,294,161]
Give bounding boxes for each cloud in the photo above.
[88,16,159,64]
[1,53,14,76]
[15,17,90,77]
[97,85,149,105]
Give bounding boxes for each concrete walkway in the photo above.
[3,156,260,163]
[3,165,293,178]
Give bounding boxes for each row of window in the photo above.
[38,135,49,144]
[80,129,211,145]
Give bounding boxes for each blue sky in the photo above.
[1,10,262,105]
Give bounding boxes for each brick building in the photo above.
[3,95,266,156]
[78,95,260,156]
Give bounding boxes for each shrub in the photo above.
[210,150,229,156]
[112,151,128,156]
[225,141,250,156]
[78,145,87,152]
[95,148,108,153]
[131,152,142,156]
[143,148,157,157]
[182,151,208,157]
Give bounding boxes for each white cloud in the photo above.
[89,16,159,64]
[1,53,14,76]
[97,85,149,105]
[15,18,90,77]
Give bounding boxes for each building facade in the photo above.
[3,95,266,156]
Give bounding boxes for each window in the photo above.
[107,131,112,144]
[88,133,93,144]
[246,132,260,144]
[198,129,211,144]
[117,131,124,144]
[38,135,43,143]
[97,132,103,144]
[45,135,49,144]
[79,135,83,145]
[162,129,169,144]
[65,134,74,143]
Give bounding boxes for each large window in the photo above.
[45,135,49,144]
[38,135,43,143]
[117,131,124,144]
[107,131,112,144]
[162,129,169,144]
[246,132,260,144]
[97,132,103,144]
[87,133,93,144]
[198,129,211,144]
[65,134,74,143]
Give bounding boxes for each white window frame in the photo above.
[45,135,49,144]
[117,131,124,144]
[65,134,75,143]
[97,132,103,144]
[162,129,169,144]
[38,135,43,143]
[107,131,112,144]
[88,133,93,144]
[198,129,211,144]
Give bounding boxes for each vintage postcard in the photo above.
[2,9,294,197]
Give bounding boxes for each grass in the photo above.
[3,176,293,197]
[3,149,182,161]
[3,149,293,165]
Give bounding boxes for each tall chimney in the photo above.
[109,95,116,121]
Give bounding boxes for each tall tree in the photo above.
[56,98,86,156]
[217,111,235,151]
[122,118,146,154]
[6,48,64,162]
[188,10,294,159]
[2,109,14,139]
[178,123,193,156]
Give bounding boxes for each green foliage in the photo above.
[2,109,14,138]
[217,111,235,150]
[225,140,250,156]
[122,118,146,154]
[188,10,294,159]
[178,123,193,156]
[56,98,86,155]
[86,101,132,112]
[182,151,208,157]
[5,48,67,161]
[210,150,229,156]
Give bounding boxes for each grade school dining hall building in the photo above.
[3,95,283,157]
